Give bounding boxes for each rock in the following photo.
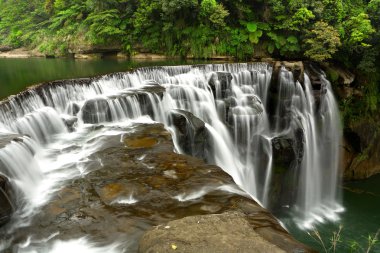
[343,120,380,180]
[208,72,233,99]
[138,211,286,253]
[269,129,304,210]
[62,116,78,132]
[273,61,304,85]
[322,63,355,86]
[169,109,208,160]
[66,102,81,116]
[0,46,12,52]
[0,175,14,227]
[131,53,170,60]
[81,98,112,124]
[74,53,102,60]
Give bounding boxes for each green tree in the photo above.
[303,21,341,62]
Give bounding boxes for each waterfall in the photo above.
[0,63,342,230]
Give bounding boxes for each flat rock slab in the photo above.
[139,211,286,253]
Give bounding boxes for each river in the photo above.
[0,57,379,252]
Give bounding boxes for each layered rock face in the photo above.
[322,63,380,180]
[341,118,380,180]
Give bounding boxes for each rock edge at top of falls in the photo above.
[0,123,315,253]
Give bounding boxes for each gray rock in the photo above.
[208,72,233,99]
[169,109,208,160]
[81,98,112,124]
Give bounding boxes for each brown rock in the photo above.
[139,211,286,253]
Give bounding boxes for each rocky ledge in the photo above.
[1,123,314,252]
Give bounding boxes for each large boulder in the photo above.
[138,211,286,253]
[169,109,208,160]
[0,175,13,227]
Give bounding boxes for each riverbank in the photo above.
[0,47,235,61]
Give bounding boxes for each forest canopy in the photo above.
[0,0,378,64]
[0,0,380,121]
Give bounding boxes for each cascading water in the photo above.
[0,63,342,250]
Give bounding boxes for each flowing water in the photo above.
[0,61,344,251]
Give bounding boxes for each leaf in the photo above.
[268,43,275,54]
[278,35,287,46]
[246,22,257,32]
[257,22,271,31]
[267,32,277,40]
[248,30,263,44]
[287,35,298,44]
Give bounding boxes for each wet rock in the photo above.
[81,98,112,124]
[62,116,78,132]
[273,61,304,85]
[208,72,233,99]
[66,102,81,116]
[169,109,208,160]
[269,129,304,210]
[139,211,286,253]
[0,175,13,227]
[131,85,165,118]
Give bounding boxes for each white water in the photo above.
[0,63,343,250]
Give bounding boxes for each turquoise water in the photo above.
[282,174,380,252]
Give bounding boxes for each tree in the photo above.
[303,21,341,62]
[343,13,375,52]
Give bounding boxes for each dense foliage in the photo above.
[0,0,379,116]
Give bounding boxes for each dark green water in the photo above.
[0,57,208,99]
[0,58,379,252]
[282,174,380,253]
